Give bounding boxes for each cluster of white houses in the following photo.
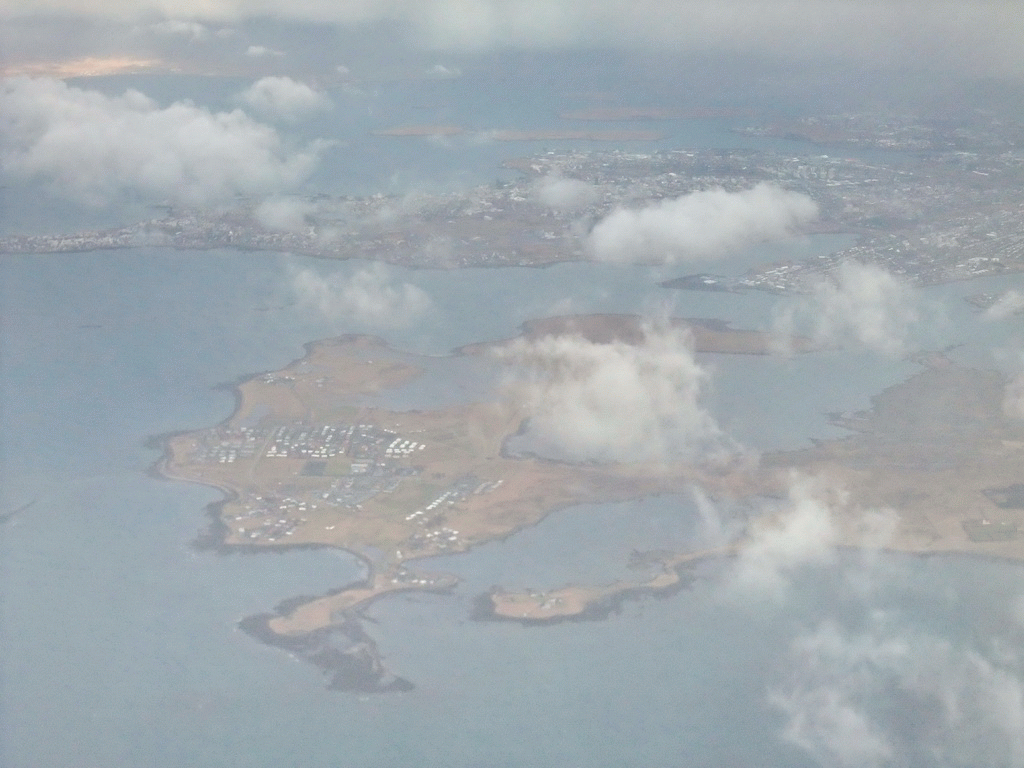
[384,437,426,457]
[195,421,419,465]
[197,421,512,553]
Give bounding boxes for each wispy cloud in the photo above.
[985,290,1024,321]
[254,195,317,231]
[720,471,1024,767]
[143,19,208,39]
[245,44,284,58]
[424,63,461,78]
[729,476,840,597]
[772,615,1024,768]
[291,264,432,328]
[533,174,598,211]
[772,261,925,357]
[1004,373,1024,420]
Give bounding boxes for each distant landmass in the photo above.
[373,125,666,141]
[459,313,810,355]
[557,107,753,121]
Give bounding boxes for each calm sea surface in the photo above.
[4,76,1024,767]
[4,246,1024,768]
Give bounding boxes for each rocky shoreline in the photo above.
[239,609,414,693]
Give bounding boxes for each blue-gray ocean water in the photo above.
[5,247,1024,768]
[4,77,1024,767]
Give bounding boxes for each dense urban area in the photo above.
[4,113,1024,294]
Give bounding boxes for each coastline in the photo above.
[142,327,753,688]
[151,419,457,693]
[143,342,397,579]
[471,564,699,626]
[7,240,1015,292]
[371,125,667,141]
[470,547,733,626]
[144,317,1024,693]
[0,242,594,273]
[238,610,415,693]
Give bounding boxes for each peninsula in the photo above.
[157,314,1024,690]
[155,315,782,689]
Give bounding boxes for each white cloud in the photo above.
[690,484,733,546]
[534,175,598,211]
[255,195,317,231]
[991,349,1024,420]
[1004,374,1024,420]
[774,681,895,767]
[586,183,818,264]
[237,76,332,122]
[772,261,922,357]
[986,290,1024,321]
[1001,354,1024,420]
[245,44,284,57]
[493,323,745,464]
[424,63,461,78]
[145,19,208,39]
[723,471,1024,768]
[0,76,324,206]
[291,264,432,327]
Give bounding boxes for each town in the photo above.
[4,112,1024,291]
[185,415,502,553]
